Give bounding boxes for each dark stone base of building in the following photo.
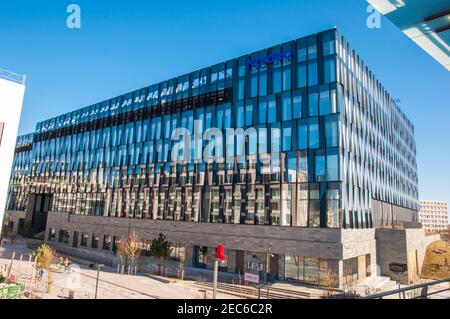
[3,210,440,286]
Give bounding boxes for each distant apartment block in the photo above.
[419,200,449,233]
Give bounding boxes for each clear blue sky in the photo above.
[0,0,449,213]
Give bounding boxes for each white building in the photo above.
[0,68,26,227]
[419,200,449,233]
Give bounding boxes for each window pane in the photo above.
[308,92,319,117]
[298,64,307,88]
[268,97,277,123]
[245,102,254,126]
[308,45,317,60]
[282,126,292,152]
[325,118,339,147]
[308,202,320,228]
[298,152,308,182]
[298,47,307,62]
[327,188,340,228]
[238,79,245,100]
[236,102,244,128]
[282,94,292,121]
[327,154,339,180]
[308,62,318,86]
[330,89,337,113]
[293,93,302,119]
[283,69,291,91]
[323,40,336,56]
[259,101,267,124]
[315,154,326,182]
[319,89,331,115]
[251,75,258,97]
[309,123,319,149]
[324,57,336,83]
[273,70,281,93]
[298,124,307,149]
[259,73,267,96]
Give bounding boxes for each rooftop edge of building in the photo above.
[0,68,26,85]
[20,26,414,137]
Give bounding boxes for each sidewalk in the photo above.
[0,239,238,299]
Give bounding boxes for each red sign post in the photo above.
[213,243,226,299]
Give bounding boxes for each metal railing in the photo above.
[0,68,26,85]
[361,278,450,299]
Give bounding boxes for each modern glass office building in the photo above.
[5,28,421,285]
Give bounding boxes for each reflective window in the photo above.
[293,91,302,119]
[319,88,331,115]
[324,57,336,83]
[326,151,339,181]
[236,102,244,128]
[298,122,307,149]
[259,73,267,96]
[309,121,319,149]
[273,69,282,94]
[308,92,319,117]
[323,40,336,56]
[308,185,321,228]
[267,96,277,124]
[315,153,326,182]
[325,116,339,147]
[327,184,340,228]
[308,62,318,86]
[282,93,292,121]
[298,64,307,88]
[282,125,292,152]
[245,101,254,126]
[258,101,267,124]
[283,69,291,91]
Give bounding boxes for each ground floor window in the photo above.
[193,246,208,269]
[343,257,358,284]
[91,234,99,249]
[170,243,186,263]
[58,230,70,244]
[285,255,336,286]
[48,228,56,241]
[103,235,111,250]
[81,232,89,247]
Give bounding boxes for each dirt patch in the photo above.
[421,240,450,279]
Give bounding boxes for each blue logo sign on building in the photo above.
[246,50,294,69]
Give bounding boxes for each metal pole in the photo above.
[258,281,261,300]
[7,251,15,280]
[398,273,401,299]
[25,254,32,288]
[28,256,36,295]
[213,259,219,299]
[94,264,104,299]
[18,254,23,281]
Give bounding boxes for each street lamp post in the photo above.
[94,264,104,299]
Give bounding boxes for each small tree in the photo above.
[150,233,172,259]
[33,244,54,270]
[150,233,173,276]
[320,269,339,298]
[121,231,141,275]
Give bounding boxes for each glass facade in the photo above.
[7,28,418,230]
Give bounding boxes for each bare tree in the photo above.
[119,231,141,275]
[320,269,339,298]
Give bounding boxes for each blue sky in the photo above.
[0,0,449,212]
